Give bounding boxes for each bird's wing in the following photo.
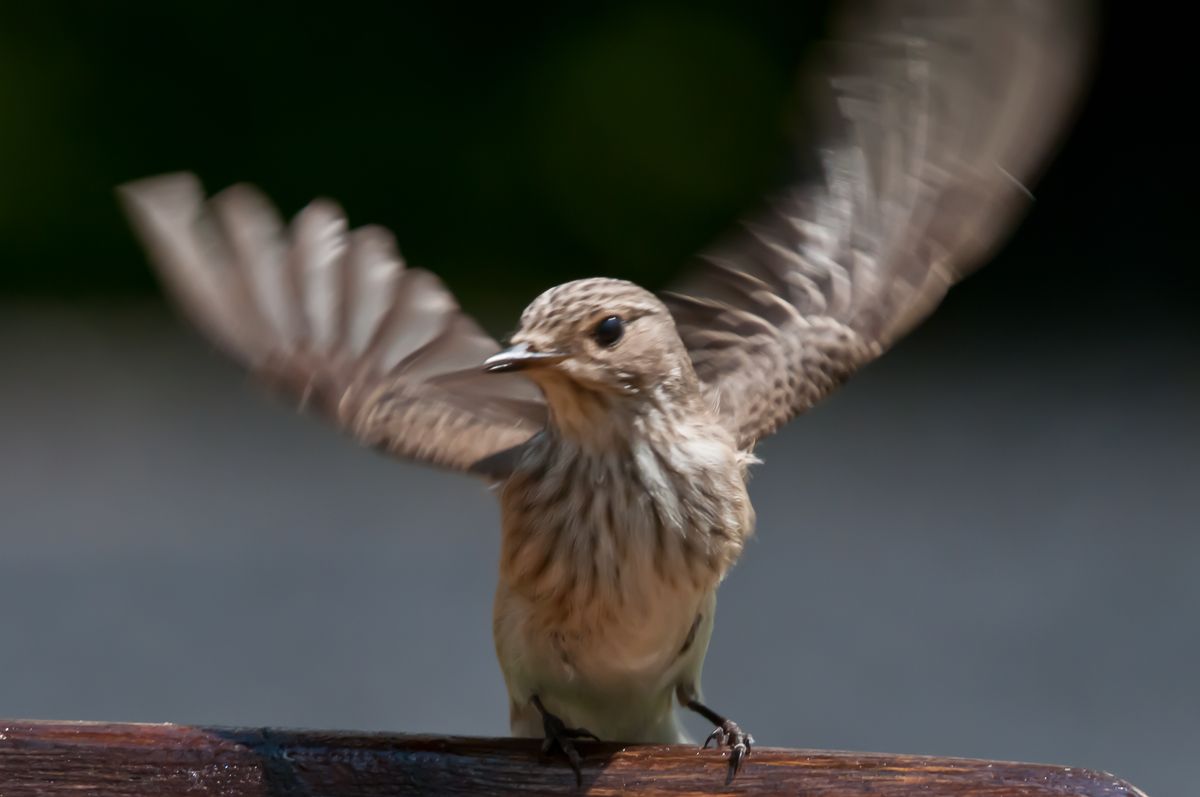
[664,0,1092,450]
[119,173,546,478]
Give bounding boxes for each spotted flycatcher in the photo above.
[119,0,1089,783]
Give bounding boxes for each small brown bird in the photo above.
[118,0,1090,784]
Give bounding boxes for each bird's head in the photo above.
[484,278,700,431]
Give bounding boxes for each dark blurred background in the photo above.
[1,2,1194,795]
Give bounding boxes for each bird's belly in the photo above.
[495,570,704,685]
[494,578,713,743]
[570,579,703,685]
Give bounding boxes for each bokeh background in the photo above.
[1,2,1194,795]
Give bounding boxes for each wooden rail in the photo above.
[0,720,1148,796]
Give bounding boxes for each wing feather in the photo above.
[666,0,1093,449]
[119,173,545,477]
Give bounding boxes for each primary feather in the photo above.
[118,173,546,476]
[665,0,1092,450]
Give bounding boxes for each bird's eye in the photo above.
[592,315,624,347]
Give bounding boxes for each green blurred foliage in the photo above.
[0,1,831,309]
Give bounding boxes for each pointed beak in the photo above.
[483,342,568,373]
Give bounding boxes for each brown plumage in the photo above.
[117,0,1092,782]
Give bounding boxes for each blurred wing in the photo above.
[119,173,546,477]
[665,0,1092,449]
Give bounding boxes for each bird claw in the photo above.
[702,719,753,782]
[539,707,598,786]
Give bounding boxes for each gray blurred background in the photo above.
[0,2,1194,796]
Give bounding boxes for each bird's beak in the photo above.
[483,342,568,373]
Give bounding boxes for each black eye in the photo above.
[592,315,624,347]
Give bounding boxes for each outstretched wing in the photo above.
[665,0,1092,450]
[119,173,546,477]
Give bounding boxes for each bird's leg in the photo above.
[678,686,754,782]
[531,695,599,786]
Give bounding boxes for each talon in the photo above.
[683,697,754,782]
[532,696,596,787]
[563,745,584,786]
[730,740,748,775]
[708,719,752,783]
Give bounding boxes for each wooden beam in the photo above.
[0,720,1147,796]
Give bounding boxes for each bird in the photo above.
[117,0,1091,785]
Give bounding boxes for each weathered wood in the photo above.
[0,720,1147,796]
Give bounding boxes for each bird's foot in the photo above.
[681,694,753,783]
[532,696,598,786]
[703,718,753,780]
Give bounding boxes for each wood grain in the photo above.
[0,720,1148,796]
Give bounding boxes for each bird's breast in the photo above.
[496,429,751,655]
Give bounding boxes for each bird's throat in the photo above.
[537,379,638,450]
